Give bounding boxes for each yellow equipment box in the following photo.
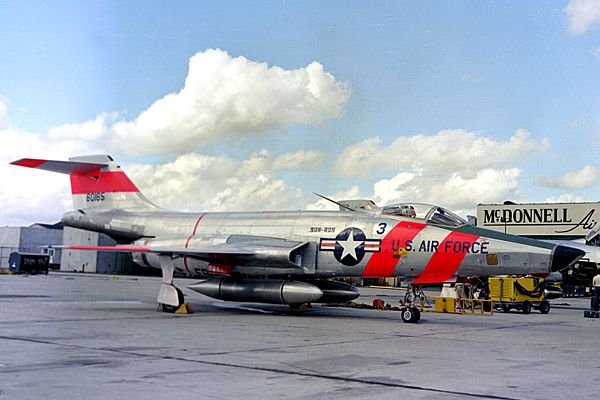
[489,276,545,303]
[435,297,456,313]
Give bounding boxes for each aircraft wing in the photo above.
[65,235,310,269]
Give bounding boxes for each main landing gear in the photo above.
[156,255,190,313]
[399,286,427,323]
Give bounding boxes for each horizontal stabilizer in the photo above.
[11,158,107,175]
[11,155,155,211]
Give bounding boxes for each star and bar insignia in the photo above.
[319,227,382,266]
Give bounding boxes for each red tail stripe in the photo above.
[412,231,480,284]
[70,171,139,194]
[362,221,427,278]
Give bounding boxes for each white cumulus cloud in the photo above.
[112,49,350,155]
[0,100,110,225]
[47,113,116,142]
[0,49,347,225]
[126,151,320,213]
[319,129,548,215]
[305,186,362,211]
[0,98,9,130]
[0,129,75,225]
[565,0,600,35]
[371,168,522,211]
[333,129,548,177]
[535,165,599,189]
[273,150,325,171]
[544,194,588,203]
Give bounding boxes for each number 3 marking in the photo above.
[376,223,387,235]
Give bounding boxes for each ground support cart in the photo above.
[489,276,550,314]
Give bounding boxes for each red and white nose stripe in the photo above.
[411,230,480,284]
[362,222,480,284]
[362,221,427,277]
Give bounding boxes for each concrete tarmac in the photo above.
[0,273,598,400]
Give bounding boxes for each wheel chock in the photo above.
[584,310,599,318]
[175,303,193,314]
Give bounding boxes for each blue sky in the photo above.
[0,1,599,225]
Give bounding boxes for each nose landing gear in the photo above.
[399,286,427,323]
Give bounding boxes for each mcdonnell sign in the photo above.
[476,202,599,238]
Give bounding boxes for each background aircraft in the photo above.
[11,155,585,322]
[544,228,600,286]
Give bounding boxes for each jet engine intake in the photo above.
[551,245,586,272]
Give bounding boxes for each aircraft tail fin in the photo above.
[11,155,158,211]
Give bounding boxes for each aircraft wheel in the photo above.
[401,307,420,323]
[411,307,421,323]
[521,301,532,314]
[160,287,184,313]
[538,300,550,314]
[501,304,511,313]
[160,303,178,313]
[400,308,413,323]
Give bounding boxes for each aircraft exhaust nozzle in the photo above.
[188,279,323,305]
[550,245,586,272]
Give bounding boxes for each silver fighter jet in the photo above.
[11,155,585,322]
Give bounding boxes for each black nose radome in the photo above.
[551,245,586,272]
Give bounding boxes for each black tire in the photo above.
[501,304,511,313]
[401,308,413,323]
[401,307,420,323]
[160,303,178,313]
[176,287,185,305]
[539,300,550,314]
[160,287,184,313]
[410,307,421,323]
[400,307,415,323]
[522,300,532,314]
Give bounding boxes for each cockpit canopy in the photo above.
[380,203,467,227]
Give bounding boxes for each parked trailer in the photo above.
[489,276,550,314]
[8,252,50,275]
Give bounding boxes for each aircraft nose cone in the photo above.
[551,245,586,272]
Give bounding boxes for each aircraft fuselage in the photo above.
[63,208,559,283]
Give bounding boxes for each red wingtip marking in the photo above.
[11,158,46,168]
